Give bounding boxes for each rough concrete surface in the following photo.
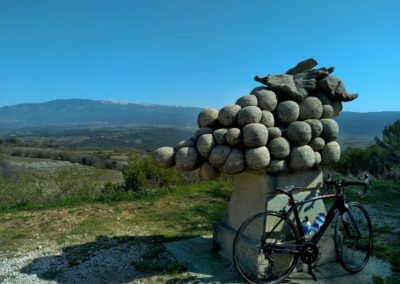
[165,236,392,284]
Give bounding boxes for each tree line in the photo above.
[331,120,400,181]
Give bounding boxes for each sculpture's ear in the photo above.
[254,75,269,85]
[286,58,318,75]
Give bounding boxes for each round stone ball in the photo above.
[245,146,270,170]
[213,128,228,144]
[321,141,341,164]
[221,149,246,174]
[321,104,334,118]
[314,152,322,166]
[260,111,275,127]
[242,123,269,148]
[266,160,287,174]
[286,121,312,146]
[218,105,241,127]
[268,127,282,139]
[175,147,201,171]
[208,145,232,168]
[298,96,323,120]
[321,119,339,142]
[200,162,220,180]
[309,137,326,152]
[305,119,323,138]
[251,87,278,111]
[276,100,300,125]
[236,94,258,107]
[152,146,176,168]
[289,145,315,170]
[226,128,241,146]
[196,134,215,158]
[237,106,262,126]
[193,127,214,139]
[175,138,196,150]
[331,101,343,117]
[197,108,219,128]
[268,137,290,159]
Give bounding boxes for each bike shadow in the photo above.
[20,235,195,284]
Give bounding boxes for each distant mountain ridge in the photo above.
[0,99,399,146]
[0,99,201,129]
[336,111,400,136]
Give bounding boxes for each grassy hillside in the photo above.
[0,127,194,151]
[0,154,123,211]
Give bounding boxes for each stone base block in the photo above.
[213,221,236,261]
[213,169,337,269]
[226,169,324,230]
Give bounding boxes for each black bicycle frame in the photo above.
[263,192,343,256]
[281,191,347,245]
[265,180,367,255]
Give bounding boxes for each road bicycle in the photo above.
[232,176,373,284]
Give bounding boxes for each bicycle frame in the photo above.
[286,191,346,244]
[270,183,363,252]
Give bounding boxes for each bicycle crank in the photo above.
[300,242,319,281]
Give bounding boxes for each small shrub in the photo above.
[122,154,183,192]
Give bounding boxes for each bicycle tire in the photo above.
[334,202,373,272]
[233,211,301,284]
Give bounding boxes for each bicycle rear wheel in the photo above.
[233,211,301,284]
[334,202,373,272]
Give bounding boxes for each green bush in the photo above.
[332,120,400,181]
[122,154,183,192]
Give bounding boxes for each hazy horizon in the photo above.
[0,97,399,113]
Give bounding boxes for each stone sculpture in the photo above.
[153,59,358,179]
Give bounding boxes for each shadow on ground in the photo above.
[21,235,392,283]
[20,235,193,284]
[166,236,393,284]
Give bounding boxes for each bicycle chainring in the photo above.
[300,242,319,264]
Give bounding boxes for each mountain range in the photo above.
[0,99,199,129]
[0,99,399,147]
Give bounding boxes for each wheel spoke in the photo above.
[233,211,300,283]
[334,202,373,272]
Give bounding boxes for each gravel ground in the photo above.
[0,239,168,284]
[364,204,400,233]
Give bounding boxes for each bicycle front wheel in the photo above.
[334,202,373,272]
[233,211,301,284]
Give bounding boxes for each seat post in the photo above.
[287,193,295,206]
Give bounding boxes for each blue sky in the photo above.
[0,0,399,112]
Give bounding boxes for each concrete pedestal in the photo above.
[213,169,336,267]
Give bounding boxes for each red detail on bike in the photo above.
[321,194,336,198]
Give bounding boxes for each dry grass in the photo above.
[0,180,232,255]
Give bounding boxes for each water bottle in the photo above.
[309,213,326,236]
[302,216,312,235]
[316,213,326,227]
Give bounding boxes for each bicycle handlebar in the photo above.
[326,174,369,195]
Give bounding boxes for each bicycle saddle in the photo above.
[275,185,304,195]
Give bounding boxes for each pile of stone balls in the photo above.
[153,59,358,180]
